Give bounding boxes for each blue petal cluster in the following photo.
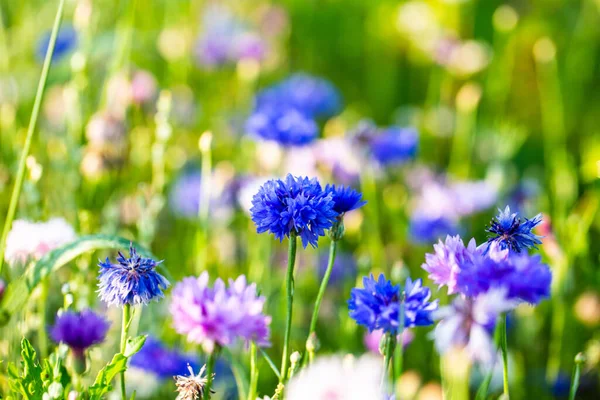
[324,184,366,215]
[457,250,552,304]
[98,245,170,307]
[129,337,199,380]
[369,127,419,166]
[50,309,109,352]
[250,174,338,248]
[486,206,542,253]
[37,26,77,62]
[246,73,341,147]
[348,274,438,333]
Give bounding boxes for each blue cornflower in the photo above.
[369,127,418,166]
[250,174,338,248]
[50,309,109,355]
[98,245,170,307]
[486,206,542,253]
[277,73,342,119]
[37,26,77,62]
[348,274,438,333]
[409,214,461,244]
[325,184,366,215]
[245,105,318,147]
[129,337,199,380]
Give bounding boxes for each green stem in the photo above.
[205,347,220,399]
[280,233,297,383]
[248,342,258,400]
[306,239,338,362]
[475,320,503,400]
[0,0,66,275]
[569,353,585,400]
[259,347,281,381]
[119,304,132,400]
[500,313,510,397]
[196,132,212,274]
[381,333,395,389]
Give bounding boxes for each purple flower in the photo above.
[245,105,318,147]
[369,127,418,166]
[486,206,542,253]
[170,272,271,352]
[98,245,169,307]
[325,184,366,215]
[421,235,478,294]
[129,337,199,380]
[50,309,109,354]
[348,274,438,333]
[250,174,338,248]
[276,73,342,119]
[434,288,516,367]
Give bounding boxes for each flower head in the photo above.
[129,337,199,380]
[275,73,342,119]
[286,355,387,400]
[170,272,271,352]
[50,309,109,354]
[37,26,77,62]
[98,245,169,307]
[486,206,542,253]
[250,174,338,248]
[348,274,438,333]
[245,105,318,147]
[434,288,516,367]
[5,218,76,266]
[421,235,478,294]
[175,364,213,400]
[369,127,418,166]
[325,184,366,215]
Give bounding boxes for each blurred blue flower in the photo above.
[246,73,342,147]
[409,214,461,244]
[98,245,169,307]
[348,274,438,333]
[486,206,542,253]
[50,309,109,354]
[277,73,342,119]
[325,184,366,215]
[129,337,198,379]
[250,174,338,248]
[369,127,418,166]
[245,105,318,147]
[37,26,77,62]
[317,251,357,285]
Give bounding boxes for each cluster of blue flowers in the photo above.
[250,174,364,248]
[348,275,438,333]
[246,73,342,147]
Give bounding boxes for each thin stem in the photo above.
[259,347,281,381]
[381,333,395,389]
[568,353,584,400]
[205,347,220,399]
[306,239,338,362]
[280,233,298,383]
[248,342,258,400]
[119,304,132,400]
[0,0,66,275]
[475,320,503,400]
[196,131,213,274]
[500,313,510,397]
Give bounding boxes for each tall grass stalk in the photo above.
[0,0,66,275]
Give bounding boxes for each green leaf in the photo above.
[8,338,45,400]
[0,234,169,326]
[124,335,147,358]
[88,354,128,400]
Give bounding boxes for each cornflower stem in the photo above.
[119,304,132,400]
[280,233,298,383]
[205,346,220,399]
[248,342,259,400]
[306,239,338,363]
[0,0,65,275]
[196,131,213,274]
[475,319,503,400]
[381,333,396,389]
[393,306,405,384]
[500,313,510,397]
[568,353,585,400]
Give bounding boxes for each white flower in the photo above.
[5,218,76,266]
[286,354,387,400]
[433,288,516,367]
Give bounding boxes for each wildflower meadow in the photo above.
[1,0,600,399]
